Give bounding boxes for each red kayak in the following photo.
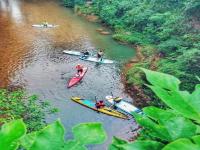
[67,67,88,88]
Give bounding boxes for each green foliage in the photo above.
[134,107,197,141]
[24,120,65,150]
[113,32,149,45]
[126,63,147,86]
[64,140,87,150]
[157,47,200,92]
[185,1,200,20]
[0,119,26,150]
[141,45,157,57]
[0,89,57,132]
[99,4,118,25]
[163,136,200,150]
[127,68,200,149]
[63,0,74,7]
[109,136,128,150]
[157,38,184,54]
[0,119,107,150]
[142,68,200,122]
[109,137,164,150]
[75,5,98,15]
[72,123,107,145]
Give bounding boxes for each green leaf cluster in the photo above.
[0,119,107,150]
[110,68,200,149]
[0,89,57,132]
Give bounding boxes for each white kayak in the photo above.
[63,50,114,64]
[32,24,59,28]
[105,96,141,115]
[63,50,82,56]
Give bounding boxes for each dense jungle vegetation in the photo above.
[63,0,200,98]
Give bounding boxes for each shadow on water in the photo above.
[0,0,137,149]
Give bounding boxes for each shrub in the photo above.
[0,89,56,132]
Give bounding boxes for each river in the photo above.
[0,0,137,149]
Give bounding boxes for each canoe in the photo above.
[63,50,114,64]
[105,96,142,115]
[71,97,128,119]
[67,67,87,88]
[32,24,59,28]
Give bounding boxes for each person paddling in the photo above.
[95,100,105,109]
[81,50,90,59]
[43,21,48,27]
[76,64,83,76]
[97,49,104,61]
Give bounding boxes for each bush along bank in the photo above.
[0,89,58,132]
[62,0,200,107]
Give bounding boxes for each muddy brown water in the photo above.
[0,0,137,149]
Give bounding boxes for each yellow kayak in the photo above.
[71,97,128,119]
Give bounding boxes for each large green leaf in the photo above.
[163,138,200,150]
[109,136,128,150]
[133,107,197,141]
[133,112,171,141]
[0,119,26,150]
[63,140,87,150]
[118,140,164,150]
[141,68,180,90]
[142,68,200,122]
[20,132,37,149]
[190,84,200,112]
[192,135,200,145]
[143,106,177,124]
[72,122,107,145]
[148,85,200,122]
[29,120,65,150]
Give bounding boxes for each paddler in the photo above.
[76,64,83,76]
[81,50,90,59]
[113,97,122,103]
[43,21,48,28]
[97,49,104,61]
[113,97,122,108]
[95,100,105,109]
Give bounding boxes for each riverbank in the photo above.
[122,45,162,108]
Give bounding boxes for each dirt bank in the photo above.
[122,46,162,108]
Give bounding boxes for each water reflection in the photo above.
[0,0,23,23]
[0,0,7,11]
[10,0,22,23]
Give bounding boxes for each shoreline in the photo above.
[122,45,162,108]
[121,46,150,108]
